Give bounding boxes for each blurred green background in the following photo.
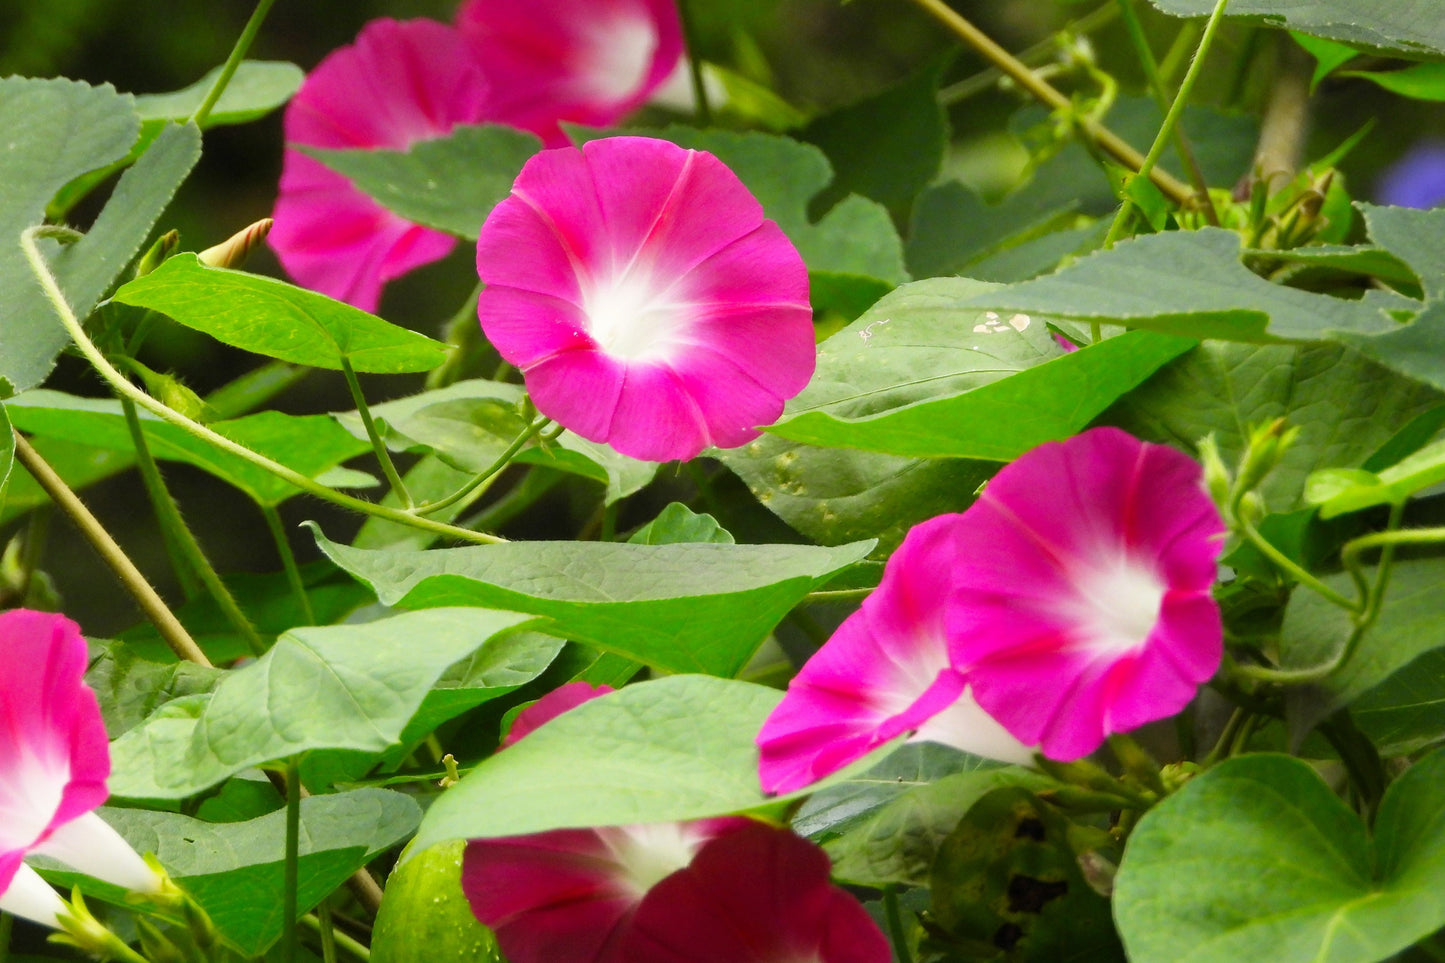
[1,0,1439,633]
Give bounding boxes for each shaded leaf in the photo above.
[308,123,542,240]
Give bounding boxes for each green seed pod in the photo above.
[372,840,501,963]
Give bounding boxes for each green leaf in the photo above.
[97,789,418,955]
[6,390,374,507]
[313,527,874,677]
[954,228,1399,343]
[1115,751,1445,963]
[1292,32,1360,88]
[110,253,449,373]
[765,278,1194,459]
[408,675,781,852]
[133,61,303,126]
[308,124,542,240]
[799,55,949,220]
[1282,558,1445,738]
[1148,0,1445,58]
[1109,341,1442,510]
[0,77,140,397]
[575,125,908,287]
[1346,62,1445,100]
[1308,435,1445,517]
[1360,204,1445,299]
[108,608,539,799]
[628,503,734,545]
[334,379,657,504]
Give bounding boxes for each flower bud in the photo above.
[199,218,273,270]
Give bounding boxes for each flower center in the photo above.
[0,746,67,850]
[584,272,688,361]
[579,13,660,103]
[601,823,704,900]
[1072,557,1167,655]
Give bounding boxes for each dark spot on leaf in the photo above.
[993,923,1024,950]
[1014,817,1046,841]
[1007,874,1068,913]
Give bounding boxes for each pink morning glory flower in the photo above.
[462,683,748,963]
[269,18,494,311]
[757,515,1033,795]
[621,822,890,963]
[948,427,1225,761]
[456,0,683,145]
[476,135,815,462]
[0,610,162,929]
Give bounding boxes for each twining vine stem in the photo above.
[189,0,281,128]
[905,0,1195,207]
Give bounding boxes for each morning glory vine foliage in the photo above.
[6,0,1445,961]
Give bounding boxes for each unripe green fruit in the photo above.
[371,840,501,963]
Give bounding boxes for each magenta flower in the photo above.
[476,136,815,462]
[269,18,493,311]
[0,610,161,928]
[757,515,1033,795]
[948,427,1225,760]
[621,823,890,963]
[456,0,683,145]
[463,683,748,963]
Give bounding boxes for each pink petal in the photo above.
[0,611,111,892]
[504,682,615,747]
[270,18,492,310]
[476,137,815,462]
[462,819,749,963]
[456,0,683,143]
[757,516,1030,794]
[620,823,890,963]
[946,427,1226,760]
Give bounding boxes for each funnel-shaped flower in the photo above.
[621,823,889,963]
[948,427,1225,760]
[456,0,683,145]
[757,516,1032,795]
[462,683,748,963]
[477,136,814,462]
[0,610,161,928]
[270,18,493,311]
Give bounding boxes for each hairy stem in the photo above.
[675,0,714,124]
[21,226,503,546]
[939,2,1120,104]
[414,417,551,516]
[12,431,211,667]
[905,0,1194,206]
